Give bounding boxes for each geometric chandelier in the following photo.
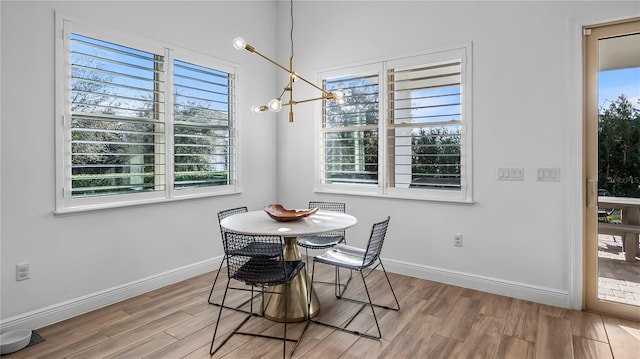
[232,0,345,122]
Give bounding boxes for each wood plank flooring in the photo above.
[5,262,640,358]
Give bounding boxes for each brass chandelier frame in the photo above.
[232,0,344,122]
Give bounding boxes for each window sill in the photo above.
[54,189,242,216]
[313,187,474,205]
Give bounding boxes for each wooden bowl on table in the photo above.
[263,204,318,222]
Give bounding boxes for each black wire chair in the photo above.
[297,201,352,293]
[207,206,247,306]
[310,216,400,340]
[208,207,282,314]
[210,232,309,358]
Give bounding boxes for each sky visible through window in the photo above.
[598,67,640,110]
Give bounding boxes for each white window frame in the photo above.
[55,13,240,214]
[315,44,473,203]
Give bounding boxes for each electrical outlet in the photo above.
[16,263,30,281]
[453,233,463,247]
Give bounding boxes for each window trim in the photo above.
[315,44,473,203]
[54,13,241,214]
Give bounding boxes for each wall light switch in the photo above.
[537,168,560,182]
[497,168,524,181]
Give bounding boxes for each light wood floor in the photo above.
[5,262,640,359]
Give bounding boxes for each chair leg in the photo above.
[207,255,226,304]
[209,259,264,315]
[378,260,401,311]
[283,282,288,359]
[334,267,352,299]
[212,281,309,358]
[258,287,264,315]
[210,282,229,354]
[310,261,317,317]
[309,264,376,340]
[210,281,251,355]
[310,261,400,341]
[304,247,310,270]
[339,261,399,312]
[250,285,254,313]
[358,270,383,339]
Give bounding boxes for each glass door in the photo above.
[584,19,640,320]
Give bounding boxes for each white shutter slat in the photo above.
[70,33,165,197]
[321,73,380,186]
[173,59,235,189]
[388,59,462,190]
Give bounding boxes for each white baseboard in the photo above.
[0,257,221,333]
[384,258,569,308]
[1,256,569,333]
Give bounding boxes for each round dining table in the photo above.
[220,209,357,322]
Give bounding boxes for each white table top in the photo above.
[220,209,358,237]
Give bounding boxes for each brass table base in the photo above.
[263,236,320,322]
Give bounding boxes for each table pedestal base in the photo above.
[263,236,320,322]
[263,273,320,322]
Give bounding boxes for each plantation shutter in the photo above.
[321,73,380,185]
[70,33,165,197]
[173,60,236,189]
[387,58,462,190]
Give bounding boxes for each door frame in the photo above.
[583,18,640,320]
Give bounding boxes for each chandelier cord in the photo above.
[290,0,294,59]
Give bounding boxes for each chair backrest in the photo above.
[217,207,248,252]
[309,201,345,213]
[217,206,248,237]
[223,231,289,287]
[309,201,346,238]
[362,216,391,268]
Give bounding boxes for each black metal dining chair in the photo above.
[310,216,400,339]
[207,206,248,306]
[210,232,309,358]
[208,207,282,314]
[296,201,351,292]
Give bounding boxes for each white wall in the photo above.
[1,0,639,332]
[275,1,639,306]
[0,1,280,330]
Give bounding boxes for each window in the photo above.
[318,46,472,202]
[55,15,237,213]
[322,70,380,186]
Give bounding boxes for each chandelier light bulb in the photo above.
[232,37,246,50]
[251,105,263,114]
[268,99,282,112]
[334,89,347,105]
